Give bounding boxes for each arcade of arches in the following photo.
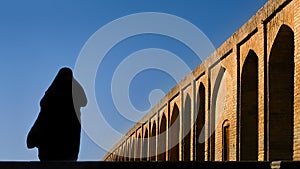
[103,0,300,162]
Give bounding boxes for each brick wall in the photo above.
[103,0,300,162]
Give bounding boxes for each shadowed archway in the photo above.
[183,95,192,161]
[150,122,157,161]
[195,83,205,161]
[169,104,180,161]
[142,129,148,161]
[240,50,258,161]
[158,114,167,161]
[268,24,294,161]
[135,133,142,161]
[210,66,226,161]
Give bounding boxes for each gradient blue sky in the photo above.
[0,0,267,161]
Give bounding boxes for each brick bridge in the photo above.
[103,0,300,162]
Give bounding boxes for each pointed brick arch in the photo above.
[183,94,192,161]
[121,143,125,161]
[158,113,167,161]
[240,50,258,161]
[169,104,180,161]
[142,128,149,161]
[150,122,157,161]
[135,133,142,161]
[129,136,135,161]
[195,83,205,161]
[210,66,226,161]
[222,120,230,161]
[125,140,130,161]
[268,24,294,161]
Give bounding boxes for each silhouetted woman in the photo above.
[26,67,87,161]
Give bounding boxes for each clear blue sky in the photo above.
[0,0,267,161]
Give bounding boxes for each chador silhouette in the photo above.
[26,67,87,161]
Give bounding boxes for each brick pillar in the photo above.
[257,22,266,161]
[294,0,300,160]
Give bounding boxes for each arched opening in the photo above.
[121,144,125,162]
[118,147,122,161]
[195,83,205,161]
[158,114,167,161]
[112,151,115,161]
[125,142,130,161]
[240,50,258,161]
[135,134,142,161]
[114,150,118,161]
[183,95,192,161]
[150,122,157,161]
[169,104,180,161]
[115,150,119,161]
[210,67,226,161]
[111,154,114,161]
[130,137,134,161]
[269,25,294,161]
[142,129,149,161]
[119,148,123,161]
[222,120,230,161]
